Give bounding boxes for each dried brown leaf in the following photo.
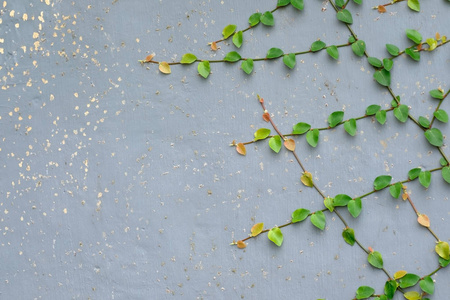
[284,138,296,151]
[377,5,386,13]
[237,240,247,249]
[417,214,430,227]
[262,112,270,122]
[144,53,155,62]
[211,42,218,51]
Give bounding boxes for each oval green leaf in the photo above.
[283,53,296,69]
[292,122,311,134]
[376,110,387,125]
[260,11,274,26]
[291,0,304,10]
[405,48,420,61]
[386,44,400,56]
[383,58,393,71]
[368,251,384,269]
[328,111,344,128]
[384,280,398,299]
[434,109,448,123]
[418,116,430,128]
[222,24,237,39]
[348,198,362,218]
[368,57,382,68]
[442,167,450,184]
[389,182,402,198]
[399,273,420,288]
[310,211,326,230]
[311,40,326,52]
[224,51,242,62]
[419,170,431,188]
[337,9,353,24]
[394,104,409,122]
[292,208,310,223]
[249,12,262,26]
[424,128,443,147]
[352,40,366,57]
[241,59,254,75]
[408,168,421,180]
[374,175,392,190]
[254,128,271,141]
[326,45,339,60]
[366,105,381,116]
[342,227,355,246]
[419,276,434,295]
[180,53,197,64]
[269,136,282,153]
[435,241,450,260]
[406,29,422,44]
[344,119,357,136]
[374,69,391,86]
[334,194,352,206]
[324,197,334,212]
[232,31,243,48]
[356,286,375,299]
[407,0,420,11]
[268,227,283,246]
[198,61,210,78]
[429,89,444,100]
[306,129,319,147]
[266,47,284,59]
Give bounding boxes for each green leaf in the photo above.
[374,175,392,190]
[426,38,438,51]
[368,251,384,269]
[376,110,387,125]
[348,36,356,44]
[306,129,319,147]
[406,29,422,44]
[292,208,310,223]
[268,227,283,246]
[429,89,444,100]
[436,241,450,260]
[366,105,381,116]
[405,48,420,61]
[403,291,421,300]
[442,167,450,184]
[356,286,375,299]
[266,47,284,59]
[348,198,362,218]
[291,0,304,10]
[334,194,352,206]
[254,128,271,141]
[310,211,326,230]
[344,119,357,136]
[439,158,448,166]
[335,0,345,8]
[374,69,391,86]
[384,280,398,299]
[292,122,311,134]
[353,0,362,4]
[180,53,197,64]
[418,116,430,128]
[248,12,262,27]
[277,0,290,6]
[241,59,254,74]
[352,40,366,57]
[224,51,241,62]
[408,168,421,180]
[419,171,431,188]
[269,136,282,153]
[222,24,237,39]
[419,276,434,295]
[232,31,243,48]
[328,111,344,128]
[337,9,353,24]
[368,57,382,68]
[383,58,393,71]
[407,0,420,12]
[394,104,409,122]
[311,40,326,52]
[326,45,339,60]
[283,53,296,69]
[434,109,448,123]
[399,273,420,288]
[198,61,210,78]
[389,182,402,198]
[439,257,450,267]
[260,11,274,26]
[386,44,400,56]
[342,227,355,246]
[424,128,443,147]
[324,197,334,212]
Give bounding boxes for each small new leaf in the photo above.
[269,136,282,153]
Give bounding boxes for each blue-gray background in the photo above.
[1,0,449,299]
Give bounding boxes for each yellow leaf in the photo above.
[435,241,450,260]
[301,171,314,187]
[236,143,246,156]
[251,223,264,237]
[159,62,171,74]
[435,32,441,40]
[237,240,247,249]
[211,42,218,51]
[394,270,407,279]
[403,291,421,300]
[417,214,430,227]
[144,53,155,62]
[284,138,296,151]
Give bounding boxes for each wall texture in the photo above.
[1,0,449,299]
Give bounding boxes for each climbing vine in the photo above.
[142,1,449,299]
